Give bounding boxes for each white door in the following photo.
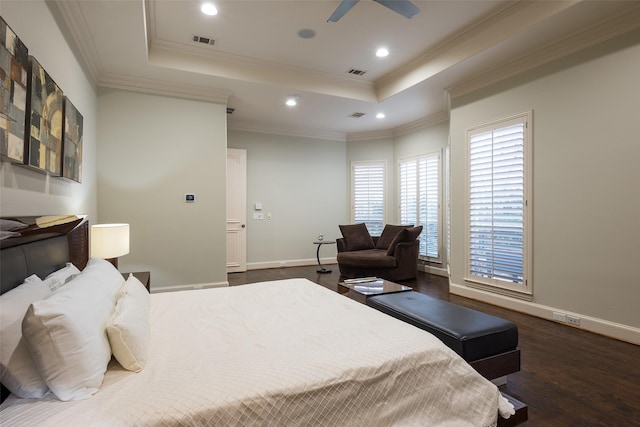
[226,148,247,272]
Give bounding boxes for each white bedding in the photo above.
[0,278,511,426]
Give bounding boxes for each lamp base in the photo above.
[106,257,119,269]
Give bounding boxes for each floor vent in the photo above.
[192,35,215,46]
[347,68,367,76]
[350,112,366,118]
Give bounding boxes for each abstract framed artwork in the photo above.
[0,17,29,164]
[62,97,83,182]
[25,56,63,175]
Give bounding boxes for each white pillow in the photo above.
[0,275,51,398]
[81,258,125,302]
[43,262,81,292]
[106,275,150,372]
[22,273,115,401]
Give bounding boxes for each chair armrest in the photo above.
[393,240,419,259]
[336,238,347,252]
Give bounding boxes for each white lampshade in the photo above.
[91,224,130,259]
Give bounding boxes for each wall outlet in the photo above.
[552,312,567,322]
[566,315,581,326]
[279,261,286,267]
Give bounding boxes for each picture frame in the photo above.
[62,97,83,182]
[0,17,29,164]
[25,55,63,175]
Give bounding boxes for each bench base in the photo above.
[469,348,521,381]
[498,393,528,427]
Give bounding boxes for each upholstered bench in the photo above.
[367,291,520,380]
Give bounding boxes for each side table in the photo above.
[313,240,336,273]
[122,271,151,292]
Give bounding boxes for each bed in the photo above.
[1,218,515,426]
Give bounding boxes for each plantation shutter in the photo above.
[399,152,440,260]
[468,116,527,287]
[352,161,385,236]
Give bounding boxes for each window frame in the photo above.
[350,160,386,236]
[464,111,533,296]
[398,150,442,263]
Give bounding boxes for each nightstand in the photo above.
[121,271,151,292]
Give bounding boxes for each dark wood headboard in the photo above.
[0,217,88,403]
[0,218,89,295]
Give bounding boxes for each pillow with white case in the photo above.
[81,257,126,302]
[106,274,150,372]
[22,272,115,401]
[43,262,81,292]
[0,275,51,398]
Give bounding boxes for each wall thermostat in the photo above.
[185,193,196,203]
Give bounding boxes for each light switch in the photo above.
[253,212,265,220]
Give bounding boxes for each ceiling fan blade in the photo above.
[374,0,420,19]
[327,0,360,23]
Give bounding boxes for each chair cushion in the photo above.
[387,226,422,255]
[336,249,397,268]
[375,224,412,250]
[339,223,375,251]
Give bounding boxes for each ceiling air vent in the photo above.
[192,35,215,46]
[350,112,366,118]
[347,68,367,76]
[226,107,235,115]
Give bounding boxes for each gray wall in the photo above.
[228,130,347,268]
[97,88,228,291]
[0,1,97,221]
[449,30,640,334]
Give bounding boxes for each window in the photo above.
[399,152,440,261]
[466,112,532,294]
[351,161,385,235]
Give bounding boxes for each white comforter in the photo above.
[0,278,511,426]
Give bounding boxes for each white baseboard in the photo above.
[418,264,449,277]
[450,281,640,345]
[151,280,229,294]
[247,258,337,271]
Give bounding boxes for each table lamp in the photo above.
[90,223,130,268]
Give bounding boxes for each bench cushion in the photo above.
[367,291,518,362]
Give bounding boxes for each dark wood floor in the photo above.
[229,265,640,426]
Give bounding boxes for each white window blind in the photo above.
[467,113,531,293]
[399,152,440,260]
[351,161,385,236]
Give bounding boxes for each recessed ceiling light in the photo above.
[286,96,298,107]
[376,112,386,119]
[376,47,389,58]
[201,3,218,16]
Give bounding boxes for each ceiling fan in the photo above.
[328,0,420,23]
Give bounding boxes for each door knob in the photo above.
[241,224,246,228]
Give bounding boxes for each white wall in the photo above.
[449,29,640,340]
[0,1,97,220]
[97,88,227,291]
[228,130,347,268]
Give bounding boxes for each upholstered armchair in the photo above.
[336,224,422,282]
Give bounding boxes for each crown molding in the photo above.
[99,73,231,104]
[375,0,578,101]
[346,129,394,142]
[448,4,640,100]
[392,110,450,137]
[227,120,346,142]
[49,0,102,82]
